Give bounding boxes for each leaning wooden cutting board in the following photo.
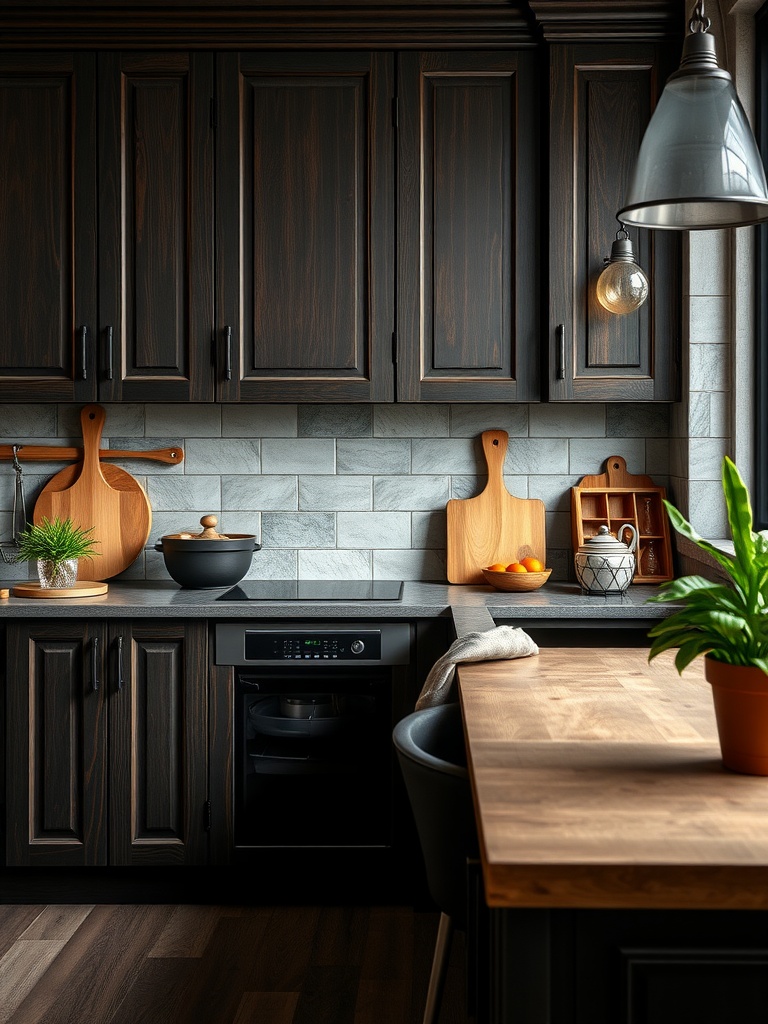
[33,405,152,581]
[447,430,546,584]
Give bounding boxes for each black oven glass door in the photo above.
[235,666,394,849]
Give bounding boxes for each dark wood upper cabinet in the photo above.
[215,51,395,402]
[0,52,97,403]
[546,43,680,401]
[397,51,539,403]
[5,619,209,867]
[0,4,683,406]
[98,52,215,402]
[0,51,215,404]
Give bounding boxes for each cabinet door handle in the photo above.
[116,635,124,691]
[79,325,88,381]
[106,326,114,381]
[556,324,565,380]
[224,325,232,382]
[91,635,99,692]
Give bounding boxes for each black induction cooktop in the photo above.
[217,580,404,602]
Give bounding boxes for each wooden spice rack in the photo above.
[571,455,674,584]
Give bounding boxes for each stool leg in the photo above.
[422,912,454,1024]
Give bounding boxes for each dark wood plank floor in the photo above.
[0,903,468,1024]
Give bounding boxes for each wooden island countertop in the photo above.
[457,647,768,911]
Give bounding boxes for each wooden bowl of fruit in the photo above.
[481,557,552,592]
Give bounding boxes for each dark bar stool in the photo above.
[393,702,478,1024]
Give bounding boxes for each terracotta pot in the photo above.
[705,656,768,775]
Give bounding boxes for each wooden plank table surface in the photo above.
[457,647,768,911]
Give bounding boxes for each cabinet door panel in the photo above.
[485,907,768,1023]
[6,623,107,866]
[431,75,509,371]
[109,621,208,865]
[398,51,539,402]
[99,52,214,402]
[217,51,394,402]
[0,52,97,403]
[548,44,680,401]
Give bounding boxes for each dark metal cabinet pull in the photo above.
[116,635,124,691]
[91,635,99,692]
[556,324,566,380]
[79,325,88,380]
[224,325,232,381]
[106,326,114,381]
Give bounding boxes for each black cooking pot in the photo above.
[154,515,260,589]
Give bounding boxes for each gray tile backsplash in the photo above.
[0,402,672,583]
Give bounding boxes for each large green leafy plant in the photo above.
[17,516,99,576]
[647,457,768,675]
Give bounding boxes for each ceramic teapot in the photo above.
[574,523,638,595]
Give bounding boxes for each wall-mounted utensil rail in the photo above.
[0,445,184,464]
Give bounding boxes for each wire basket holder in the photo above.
[1,445,27,564]
[574,554,635,596]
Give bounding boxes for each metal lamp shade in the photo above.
[618,17,768,230]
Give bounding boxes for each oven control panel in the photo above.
[245,629,381,661]
[215,622,411,666]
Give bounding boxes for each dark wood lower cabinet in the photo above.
[5,619,209,867]
[477,906,768,1023]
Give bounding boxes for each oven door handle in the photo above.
[238,676,262,690]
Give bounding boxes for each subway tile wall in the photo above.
[678,231,732,540]
[0,402,671,583]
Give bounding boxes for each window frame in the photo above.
[756,1,768,531]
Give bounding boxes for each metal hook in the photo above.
[689,1,711,35]
[614,217,631,243]
[11,444,23,475]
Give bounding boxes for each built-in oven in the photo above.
[215,619,413,870]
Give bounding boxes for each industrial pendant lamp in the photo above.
[596,225,649,314]
[618,0,768,230]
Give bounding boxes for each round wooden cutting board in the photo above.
[11,581,109,599]
[33,405,152,581]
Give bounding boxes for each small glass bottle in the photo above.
[644,540,659,576]
[641,497,654,536]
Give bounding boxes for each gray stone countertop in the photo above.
[0,579,677,623]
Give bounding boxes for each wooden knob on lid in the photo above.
[197,515,227,540]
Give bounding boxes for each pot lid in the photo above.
[163,514,248,541]
[578,524,634,554]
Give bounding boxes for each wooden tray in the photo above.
[11,581,109,599]
[571,455,674,584]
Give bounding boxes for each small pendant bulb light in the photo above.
[618,0,768,230]
[596,225,649,315]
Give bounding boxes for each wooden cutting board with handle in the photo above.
[33,405,152,581]
[447,429,547,584]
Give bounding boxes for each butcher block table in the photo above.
[456,648,768,1024]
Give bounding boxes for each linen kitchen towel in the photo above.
[416,625,539,709]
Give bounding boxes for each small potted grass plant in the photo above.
[647,456,768,774]
[17,516,99,589]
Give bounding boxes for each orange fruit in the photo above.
[521,556,544,573]
[487,563,507,572]
[506,562,527,573]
